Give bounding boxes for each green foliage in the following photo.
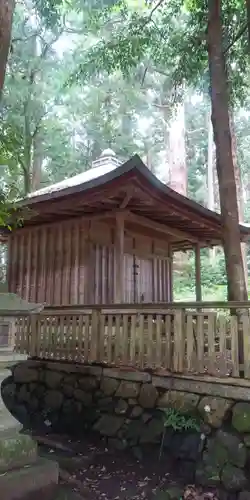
[174,250,227,297]
[69,0,249,104]
[1,0,250,303]
[160,408,200,432]
[158,407,200,461]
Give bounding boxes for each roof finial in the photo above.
[92,149,122,169]
[100,148,116,157]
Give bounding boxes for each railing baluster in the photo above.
[147,314,153,367]
[243,314,250,378]
[83,314,90,362]
[155,314,162,368]
[164,313,171,370]
[230,315,239,377]
[10,303,250,382]
[186,314,194,372]
[196,314,204,373]
[121,314,129,365]
[130,314,136,365]
[114,314,121,364]
[99,313,106,362]
[90,309,99,361]
[138,314,144,369]
[173,310,184,373]
[106,314,112,364]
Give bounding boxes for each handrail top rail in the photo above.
[42,301,250,311]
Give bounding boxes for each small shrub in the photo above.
[160,407,200,432]
[158,408,200,460]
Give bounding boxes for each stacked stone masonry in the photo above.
[3,359,250,495]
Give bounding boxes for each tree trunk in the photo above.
[168,102,187,196]
[31,132,43,191]
[0,0,15,93]
[230,112,248,289]
[207,111,215,212]
[246,0,250,52]
[207,0,247,301]
[207,110,216,261]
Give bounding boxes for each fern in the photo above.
[158,407,200,460]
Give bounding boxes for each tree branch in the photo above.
[148,0,165,22]
[224,23,247,54]
[245,0,250,52]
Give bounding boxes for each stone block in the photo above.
[198,396,232,428]
[138,384,158,408]
[195,462,221,487]
[221,463,247,491]
[243,434,250,447]
[100,377,119,396]
[116,381,139,399]
[232,402,250,433]
[18,384,31,403]
[152,375,250,401]
[74,389,92,405]
[0,430,37,473]
[93,415,125,436]
[0,457,58,500]
[115,399,128,414]
[44,390,63,410]
[63,384,74,397]
[45,362,102,377]
[13,364,39,383]
[44,371,62,389]
[78,376,99,391]
[78,365,102,377]
[158,390,199,413]
[130,405,143,418]
[216,430,247,468]
[140,417,164,443]
[103,368,151,383]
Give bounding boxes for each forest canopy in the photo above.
[1,0,250,299]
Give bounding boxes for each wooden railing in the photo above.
[11,302,250,379]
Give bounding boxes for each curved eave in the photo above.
[9,154,250,244]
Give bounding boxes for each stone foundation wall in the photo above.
[3,360,250,495]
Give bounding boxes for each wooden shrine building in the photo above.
[4,150,250,306]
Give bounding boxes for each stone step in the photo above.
[0,429,37,472]
[0,417,20,432]
[0,352,27,370]
[0,457,59,500]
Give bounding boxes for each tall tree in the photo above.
[208,0,247,300]
[74,0,248,300]
[0,0,18,223]
[0,0,15,93]
[168,102,187,196]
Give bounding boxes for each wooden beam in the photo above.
[15,209,128,235]
[114,213,124,303]
[119,190,133,209]
[126,211,201,243]
[195,242,202,302]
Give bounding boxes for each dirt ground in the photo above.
[34,432,224,500]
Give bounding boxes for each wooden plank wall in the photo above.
[7,218,170,305]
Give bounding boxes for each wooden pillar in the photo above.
[84,221,92,304]
[168,244,173,302]
[6,234,12,293]
[114,213,124,303]
[195,242,202,302]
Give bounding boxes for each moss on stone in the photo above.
[0,431,37,473]
[232,402,250,433]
